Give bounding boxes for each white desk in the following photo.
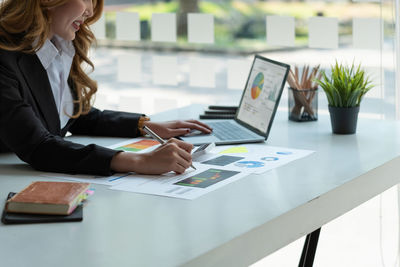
[1,105,400,267]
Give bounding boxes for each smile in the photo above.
[72,21,81,30]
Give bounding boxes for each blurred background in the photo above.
[92,0,396,118]
[89,1,399,266]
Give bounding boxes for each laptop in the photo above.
[181,54,290,146]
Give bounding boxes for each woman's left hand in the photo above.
[143,120,213,139]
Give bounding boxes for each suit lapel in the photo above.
[18,53,61,134]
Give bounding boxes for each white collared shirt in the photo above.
[36,35,75,129]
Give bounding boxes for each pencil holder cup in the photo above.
[288,87,318,122]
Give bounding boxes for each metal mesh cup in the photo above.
[288,87,318,122]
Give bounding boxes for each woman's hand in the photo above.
[143,120,212,139]
[110,138,194,175]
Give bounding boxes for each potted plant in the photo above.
[315,61,373,134]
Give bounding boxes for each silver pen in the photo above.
[142,126,196,170]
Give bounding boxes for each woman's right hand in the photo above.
[110,138,194,175]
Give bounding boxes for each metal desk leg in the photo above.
[298,228,321,267]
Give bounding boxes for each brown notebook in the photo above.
[6,181,90,215]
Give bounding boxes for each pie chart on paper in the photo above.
[251,72,264,99]
[234,161,265,168]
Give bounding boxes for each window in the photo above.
[91,0,397,119]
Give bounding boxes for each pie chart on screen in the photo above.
[251,72,264,99]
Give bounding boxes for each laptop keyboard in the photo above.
[207,121,258,141]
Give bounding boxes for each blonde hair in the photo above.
[0,0,104,118]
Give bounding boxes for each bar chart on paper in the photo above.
[116,139,160,152]
[174,168,240,188]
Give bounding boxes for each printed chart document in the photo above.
[110,165,248,200]
[42,138,314,200]
[203,144,314,174]
[109,143,314,199]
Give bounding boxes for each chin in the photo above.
[67,33,77,41]
[59,32,76,41]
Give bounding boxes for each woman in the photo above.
[0,0,212,175]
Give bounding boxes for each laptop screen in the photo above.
[236,55,289,135]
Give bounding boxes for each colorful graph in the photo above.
[234,161,265,168]
[277,151,293,155]
[116,139,159,152]
[261,157,279,161]
[268,83,279,102]
[175,169,240,188]
[251,72,264,99]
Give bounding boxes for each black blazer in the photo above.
[0,49,143,175]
